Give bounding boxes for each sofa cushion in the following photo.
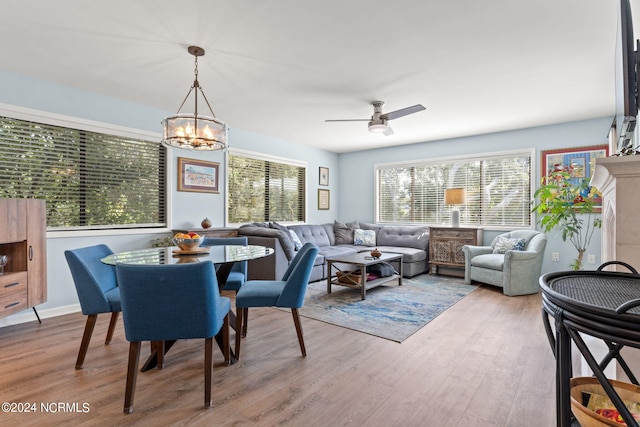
[333,220,360,244]
[289,224,332,247]
[319,245,359,259]
[238,224,295,259]
[353,228,376,246]
[376,225,429,250]
[374,246,427,263]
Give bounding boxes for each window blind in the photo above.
[377,150,532,227]
[0,116,166,230]
[228,152,306,224]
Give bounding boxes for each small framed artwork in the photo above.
[319,166,329,186]
[177,157,220,193]
[540,144,608,210]
[318,189,330,210]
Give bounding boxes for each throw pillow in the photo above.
[493,237,526,254]
[353,228,376,246]
[289,229,303,250]
[334,220,360,244]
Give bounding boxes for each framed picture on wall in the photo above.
[540,144,608,210]
[319,167,329,186]
[177,157,220,193]
[318,189,330,210]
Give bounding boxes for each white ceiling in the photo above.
[0,0,634,153]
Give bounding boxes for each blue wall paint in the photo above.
[337,117,612,274]
[0,71,338,324]
[0,69,613,325]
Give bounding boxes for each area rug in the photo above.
[298,274,477,343]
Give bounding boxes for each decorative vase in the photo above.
[201,217,212,229]
[370,248,381,259]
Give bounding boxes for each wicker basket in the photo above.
[570,377,640,426]
[336,271,362,285]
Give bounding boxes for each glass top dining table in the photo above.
[101,244,274,266]
[101,244,273,369]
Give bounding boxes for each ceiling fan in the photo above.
[325,101,426,136]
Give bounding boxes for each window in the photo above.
[0,115,166,230]
[376,150,533,227]
[228,149,306,224]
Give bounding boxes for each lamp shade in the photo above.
[445,188,466,206]
[162,114,227,150]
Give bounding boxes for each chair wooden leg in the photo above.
[235,307,244,359]
[105,312,119,344]
[76,314,97,369]
[153,341,165,369]
[223,313,230,364]
[242,308,249,337]
[124,341,141,414]
[291,308,306,357]
[204,337,213,408]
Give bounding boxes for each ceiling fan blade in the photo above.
[383,126,394,136]
[325,119,370,122]
[381,104,426,121]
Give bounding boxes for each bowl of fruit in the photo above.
[173,232,204,251]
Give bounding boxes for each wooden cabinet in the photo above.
[429,227,483,275]
[0,198,47,318]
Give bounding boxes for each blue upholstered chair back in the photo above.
[202,237,248,277]
[115,262,230,343]
[277,244,319,308]
[281,242,317,281]
[65,244,119,315]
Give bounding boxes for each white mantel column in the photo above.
[590,156,640,271]
[590,155,640,381]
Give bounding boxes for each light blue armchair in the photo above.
[462,230,547,296]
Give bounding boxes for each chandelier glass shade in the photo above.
[161,46,227,150]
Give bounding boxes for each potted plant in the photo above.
[532,165,602,270]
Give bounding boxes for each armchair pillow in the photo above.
[492,237,525,254]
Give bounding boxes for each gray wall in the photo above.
[0,68,612,326]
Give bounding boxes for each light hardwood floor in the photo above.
[0,280,556,426]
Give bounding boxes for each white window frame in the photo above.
[374,148,536,230]
[226,147,307,226]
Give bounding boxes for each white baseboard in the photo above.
[0,304,81,328]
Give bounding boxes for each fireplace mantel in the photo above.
[590,155,640,271]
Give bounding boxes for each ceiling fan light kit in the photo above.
[368,121,389,133]
[162,46,227,151]
[326,100,425,136]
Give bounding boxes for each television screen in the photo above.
[615,0,639,153]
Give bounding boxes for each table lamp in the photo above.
[445,188,466,228]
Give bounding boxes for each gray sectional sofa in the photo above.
[238,220,430,282]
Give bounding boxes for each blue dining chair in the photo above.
[201,237,248,292]
[202,236,249,336]
[65,244,121,370]
[234,243,319,359]
[115,262,231,413]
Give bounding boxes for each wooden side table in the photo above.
[429,227,483,275]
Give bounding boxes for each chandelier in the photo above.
[161,46,227,150]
